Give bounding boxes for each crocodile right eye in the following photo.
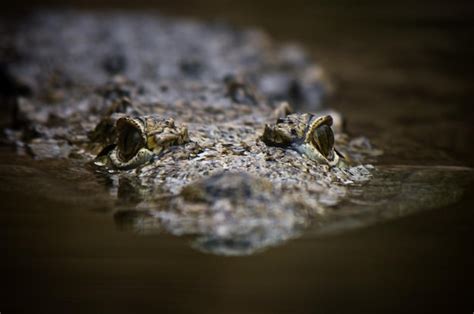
[311,123,334,159]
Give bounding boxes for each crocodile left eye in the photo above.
[312,124,334,158]
[118,123,144,162]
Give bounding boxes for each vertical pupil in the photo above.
[119,125,143,161]
[313,124,334,158]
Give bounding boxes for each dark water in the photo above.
[2,1,474,313]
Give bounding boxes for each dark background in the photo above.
[1,1,474,313]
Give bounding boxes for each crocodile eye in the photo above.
[312,124,334,158]
[118,124,144,161]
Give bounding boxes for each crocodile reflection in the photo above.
[113,172,311,255]
[109,165,473,255]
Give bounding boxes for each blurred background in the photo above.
[1,0,474,313]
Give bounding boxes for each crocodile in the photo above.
[2,11,388,255]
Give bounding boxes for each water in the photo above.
[1,1,474,313]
